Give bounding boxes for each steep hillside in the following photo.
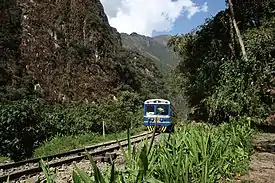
[153,35,171,47]
[121,33,180,71]
[0,0,164,103]
[114,48,166,99]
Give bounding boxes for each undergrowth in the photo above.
[0,156,9,163]
[34,126,144,157]
[28,118,254,183]
[0,91,143,161]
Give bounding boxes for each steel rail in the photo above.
[0,132,158,182]
[0,131,148,170]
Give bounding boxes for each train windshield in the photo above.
[145,104,170,116]
[145,104,155,115]
[156,104,169,115]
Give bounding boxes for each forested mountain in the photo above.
[0,0,165,104]
[0,0,166,160]
[153,35,171,47]
[121,33,180,71]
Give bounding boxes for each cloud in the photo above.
[100,0,208,36]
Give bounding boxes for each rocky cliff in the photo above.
[0,0,164,103]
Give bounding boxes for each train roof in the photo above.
[144,99,170,104]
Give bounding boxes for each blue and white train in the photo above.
[143,99,176,132]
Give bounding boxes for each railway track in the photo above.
[0,131,159,182]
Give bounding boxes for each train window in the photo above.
[146,104,154,115]
[156,104,169,115]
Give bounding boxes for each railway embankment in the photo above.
[1,131,159,182]
[8,121,254,183]
[4,121,275,183]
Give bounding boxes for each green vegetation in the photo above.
[114,48,167,100]
[1,1,275,182]
[0,156,9,163]
[36,120,253,182]
[1,0,169,163]
[34,126,144,157]
[168,0,275,124]
[0,91,145,161]
[121,33,180,72]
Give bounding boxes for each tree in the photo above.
[227,0,248,61]
[168,1,275,123]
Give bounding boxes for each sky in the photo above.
[100,0,226,37]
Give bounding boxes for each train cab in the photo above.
[143,99,173,132]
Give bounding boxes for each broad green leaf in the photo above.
[73,170,82,183]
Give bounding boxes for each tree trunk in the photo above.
[228,0,248,61]
[228,14,236,59]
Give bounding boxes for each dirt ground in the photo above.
[239,133,275,183]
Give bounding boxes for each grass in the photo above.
[34,126,145,157]
[0,156,9,163]
[35,118,255,183]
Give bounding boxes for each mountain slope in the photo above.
[153,35,171,47]
[0,0,165,103]
[120,33,180,71]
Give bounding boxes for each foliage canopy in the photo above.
[168,1,275,123]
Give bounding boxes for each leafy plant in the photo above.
[40,159,56,183]
[0,99,42,160]
[38,122,253,183]
[0,91,145,161]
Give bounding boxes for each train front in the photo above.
[143,99,171,132]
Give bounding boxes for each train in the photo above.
[143,99,176,133]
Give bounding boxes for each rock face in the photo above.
[1,0,163,103]
[0,0,22,90]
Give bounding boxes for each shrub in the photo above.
[41,103,102,137]
[0,91,144,160]
[99,91,143,133]
[41,91,143,136]
[0,99,42,160]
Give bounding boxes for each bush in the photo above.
[41,103,101,137]
[0,91,144,161]
[0,99,42,160]
[41,91,143,136]
[99,91,142,133]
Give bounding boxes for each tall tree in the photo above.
[227,0,248,61]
